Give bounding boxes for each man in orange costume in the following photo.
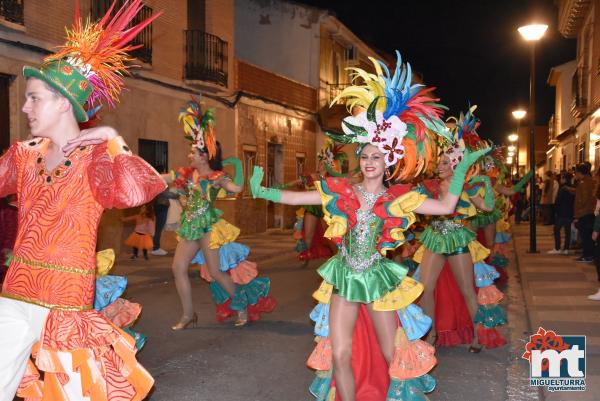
[0,1,164,400]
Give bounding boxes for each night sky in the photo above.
[297,0,576,144]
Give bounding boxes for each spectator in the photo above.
[572,163,596,262]
[548,172,575,255]
[541,171,558,225]
[151,165,179,256]
[590,213,600,300]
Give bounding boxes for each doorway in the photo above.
[266,142,283,228]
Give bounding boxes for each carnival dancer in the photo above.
[412,106,509,352]
[166,97,276,330]
[294,139,347,264]
[250,52,490,401]
[0,2,164,400]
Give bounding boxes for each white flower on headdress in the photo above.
[342,112,371,143]
[445,140,465,170]
[342,111,408,166]
[192,130,205,150]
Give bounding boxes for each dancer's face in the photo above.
[437,155,453,179]
[188,148,208,169]
[22,78,65,137]
[359,144,386,180]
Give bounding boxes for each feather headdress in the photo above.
[444,105,488,169]
[23,0,161,122]
[327,51,450,181]
[179,96,217,159]
[317,138,347,174]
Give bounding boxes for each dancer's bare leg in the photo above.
[172,239,202,319]
[447,253,480,345]
[418,250,446,344]
[303,212,318,250]
[365,305,397,364]
[330,294,360,401]
[199,233,236,297]
[482,223,496,250]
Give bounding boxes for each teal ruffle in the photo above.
[122,327,147,351]
[420,225,475,254]
[386,375,436,401]
[177,206,222,241]
[209,277,271,311]
[309,370,332,401]
[318,255,408,303]
[470,209,502,229]
[474,304,507,328]
[295,239,307,252]
[490,254,508,268]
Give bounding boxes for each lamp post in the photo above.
[511,109,527,175]
[507,144,517,178]
[518,23,547,253]
[508,135,519,178]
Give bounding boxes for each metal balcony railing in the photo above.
[328,83,350,104]
[184,30,228,87]
[91,0,154,64]
[0,0,24,25]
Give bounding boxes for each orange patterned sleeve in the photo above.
[0,143,18,198]
[88,142,166,209]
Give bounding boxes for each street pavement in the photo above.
[97,224,598,400]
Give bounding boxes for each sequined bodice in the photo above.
[339,186,386,273]
[183,180,212,221]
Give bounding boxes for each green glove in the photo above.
[249,166,282,202]
[449,148,493,196]
[324,162,345,177]
[222,157,243,187]
[469,175,494,210]
[512,171,533,193]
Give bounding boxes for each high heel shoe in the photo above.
[468,340,483,353]
[234,310,248,327]
[171,313,198,331]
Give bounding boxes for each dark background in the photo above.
[297,0,577,144]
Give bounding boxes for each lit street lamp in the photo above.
[508,134,519,178]
[511,110,526,174]
[518,23,547,253]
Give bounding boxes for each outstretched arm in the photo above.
[221,157,243,194]
[0,143,18,198]
[250,166,321,205]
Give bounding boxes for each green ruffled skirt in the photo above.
[470,209,502,229]
[303,204,324,218]
[317,255,408,303]
[177,207,222,241]
[420,224,475,254]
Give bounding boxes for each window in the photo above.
[243,147,257,197]
[91,0,154,64]
[577,142,585,164]
[0,74,10,154]
[138,139,168,172]
[0,0,24,25]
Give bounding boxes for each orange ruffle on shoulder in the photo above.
[17,310,153,401]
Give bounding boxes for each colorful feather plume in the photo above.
[179,96,217,159]
[45,0,161,109]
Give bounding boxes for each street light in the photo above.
[508,134,519,178]
[511,110,526,172]
[518,23,547,253]
[508,145,516,152]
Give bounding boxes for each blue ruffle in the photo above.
[495,231,511,244]
[474,262,500,288]
[310,303,330,337]
[309,370,332,401]
[474,304,507,328]
[94,275,127,311]
[209,277,271,311]
[412,265,421,282]
[386,374,436,401]
[397,304,432,341]
[192,242,250,271]
[122,326,147,351]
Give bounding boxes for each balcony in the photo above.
[91,0,154,64]
[328,83,350,105]
[570,96,587,119]
[185,30,228,87]
[0,0,24,25]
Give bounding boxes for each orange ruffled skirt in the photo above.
[125,232,153,250]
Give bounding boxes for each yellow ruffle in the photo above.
[468,240,490,263]
[456,190,477,218]
[314,181,348,239]
[95,249,115,276]
[373,277,424,311]
[412,245,425,264]
[312,280,333,304]
[496,218,510,233]
[386,191,428,217]
[209,219,240,249]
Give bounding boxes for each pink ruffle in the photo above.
[307,337,332,371]
[101,298,142,327]
[477,285,504,305]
